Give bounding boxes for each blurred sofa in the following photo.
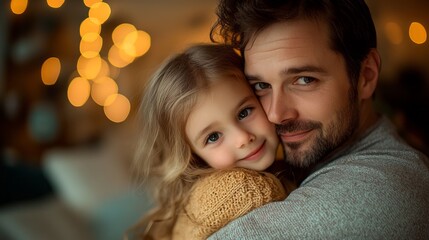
[0,145,152,240]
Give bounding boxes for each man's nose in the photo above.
[266,90,298,125]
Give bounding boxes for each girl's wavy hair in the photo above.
[130,43,244,238]
[210,0,377,90]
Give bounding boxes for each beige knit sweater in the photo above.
[172,168,287,239]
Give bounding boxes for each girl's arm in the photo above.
[172,168,288,239]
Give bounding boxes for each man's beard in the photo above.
[277,88,359,168]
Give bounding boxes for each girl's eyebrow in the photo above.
[194,123,215,145]
[193,95,254,144]
[235,95,254,110]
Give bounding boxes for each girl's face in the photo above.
[185,77,279,171]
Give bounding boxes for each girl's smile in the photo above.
[240,141,266,161]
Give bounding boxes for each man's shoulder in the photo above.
[337,116,428,167]
[302,116,429,203]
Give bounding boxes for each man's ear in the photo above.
[359,48,381,100]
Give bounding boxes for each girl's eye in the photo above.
[295,76,315,85]
[206,132,221,144]
[253,82,271,91]
[238,108,252,120]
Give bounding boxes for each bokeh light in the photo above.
[46,0,65,8]
[108,45,135,68]
[122,30,151,57]
[80,33,103,58]
[67,77,91,107]
[112,23,137,47]
[103,94,131,123]
[41,57,61,85]
[91,76,119,106]
[88,2,111,25]
[409,22,427,44]
[77,55,102,80]
[10,0,28,14]
[384,22,403,45]
[93,59,111,79]
[134,30,151,57]
[80,17,101,38]
[11,0,152,124]
[83,0,102,8]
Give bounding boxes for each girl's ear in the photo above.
[359,48,381,100]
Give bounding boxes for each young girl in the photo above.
[131,44,292,239]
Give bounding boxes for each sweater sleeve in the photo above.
[172,168,287,239]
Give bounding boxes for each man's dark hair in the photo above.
[210,0,377,87]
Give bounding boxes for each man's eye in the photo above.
[253,82,271,91]
[238,108,252,120]
[206,132,220,144]
[295,76,315,85]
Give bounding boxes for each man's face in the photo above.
[244,19,359,167]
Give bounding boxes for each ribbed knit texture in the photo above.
[172,168,287,239]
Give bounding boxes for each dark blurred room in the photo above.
[0,0,428,239]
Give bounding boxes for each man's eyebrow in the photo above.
[245,74,259,82]
[246,65,326,82]
[283,65,326,75]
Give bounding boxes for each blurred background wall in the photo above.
[0,0,428,239]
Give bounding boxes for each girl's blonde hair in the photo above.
[131,43,244,238]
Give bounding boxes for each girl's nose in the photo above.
[235,127,255,148]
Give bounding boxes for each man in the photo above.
[209,0,429,239]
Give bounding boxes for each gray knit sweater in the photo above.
[209,117,429,239]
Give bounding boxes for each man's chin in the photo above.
[284,146,311,168]
[285,155,312,168]
[283,140,326,168]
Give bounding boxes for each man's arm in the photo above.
[209,157,429,239]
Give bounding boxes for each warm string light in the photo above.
[103,94,131,123]
[28,1,152,123]
[384,22,403,45]
[83,0,102,8]
[384,21,427,46]
[71,1,151,123]
[67,77,91,107]
[10,0,28,14]
[108,23,151,68]
[88,2,111,25]
[409,22,427,44]
[91,76,118,106]
[46,0,65,8]
[41,57,61,85]
[11,0,65,14]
